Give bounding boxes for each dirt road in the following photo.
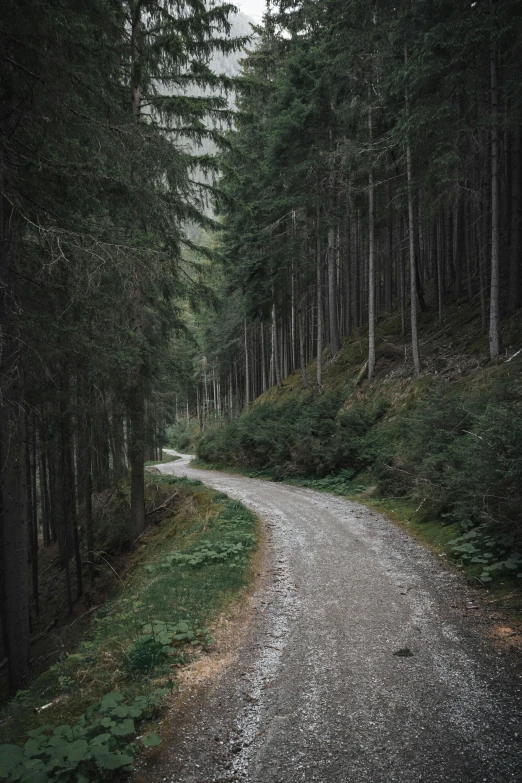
[149,452,522,782]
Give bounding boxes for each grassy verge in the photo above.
[0,474,259,775]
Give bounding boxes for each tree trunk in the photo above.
[272,300,282,389]
[129,292,146,536]
[452,192,462,296]
[437,219,444,323]
[298,291,308,389]
[368,99,376,380]
[316,233,323,389]
[385,192,393,312]
[489,31,502,357]
[327,225,340,356]
[0,403,30,694]
[26,414,39,617]
[129,3,146,532]
[343,204,352,334]
[260,322,267,393]
[354,210,360,328]
[405,46,422,376]
[508,127,521,312]
[244,318,250,406]
[39,447,51,547]
[112,404,126,478]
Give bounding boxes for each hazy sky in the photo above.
[235,0,267,23]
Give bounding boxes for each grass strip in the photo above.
[0,474,259,752]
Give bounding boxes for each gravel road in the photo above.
[147,452,522,783]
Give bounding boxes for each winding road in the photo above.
[146,451,522,783]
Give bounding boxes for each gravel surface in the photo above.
[144,452,522,783]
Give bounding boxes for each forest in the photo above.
[0,0,249,699]
[1,0,522,777]
[190,0,522,595]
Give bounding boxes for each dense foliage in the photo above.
[197,372,522,577]
[187,0,522,420]
[0,475,259,776]
[0,0,244,694]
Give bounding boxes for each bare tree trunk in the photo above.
[244,318,250,406]
[26,414,39,617]
[112,404,126,477]
[291,259,296,371]
[129,285,145,535]
[343,204,352,334]
[0,211,31,685]
[509,127,521,312]
[405,46,422,376]
[327,225,340,356]
[39,448,51,547]
[298,294,308,389]
[260,321,267,392]
[385,191,393,311]
[489,30,502,357]
[129,5,146,533]
[452,192,462,296]
[437,219,444,323]
[479,201,489,332]
[0,402,30,694]
[80,385,95,587]
[354,210,361,328]
[400,218,406,337]
[368,97,376,379]
[316,233,323,389]
[272,300,282,389]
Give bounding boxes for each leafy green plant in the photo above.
[121,636,171,674]
[0,689,167,782]
[448,525,522,583]
[122,619,213,675]
[148,534,256,571]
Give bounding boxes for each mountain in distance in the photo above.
[210,11,256,79]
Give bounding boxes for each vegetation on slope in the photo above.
[0,474,259,781]
[195,301,522,593]
[0,0,245,696]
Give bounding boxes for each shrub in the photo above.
[0,689,167,782]
[197,381,522,550]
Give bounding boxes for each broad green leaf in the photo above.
[20,771,49,783]
[111,706,132,718]
[27,726,53,739]
[94,753,134,770]
[111,719,135,736]
[65,740,90,762]
[141,732,161,747]
[24,738,42,758]
[52,726,69,736]
[89,734,111,746]
[0,744,24,776]
[100,693,124,709]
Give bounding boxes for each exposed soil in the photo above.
[136,452,522,783]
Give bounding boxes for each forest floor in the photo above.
[0,474,260,761]
[137,451,522,783]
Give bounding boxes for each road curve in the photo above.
[149,452,522,783]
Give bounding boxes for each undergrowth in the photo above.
[0,475,258,781]
[196,306,522,596]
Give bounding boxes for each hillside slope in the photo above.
[196,300,522,596]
